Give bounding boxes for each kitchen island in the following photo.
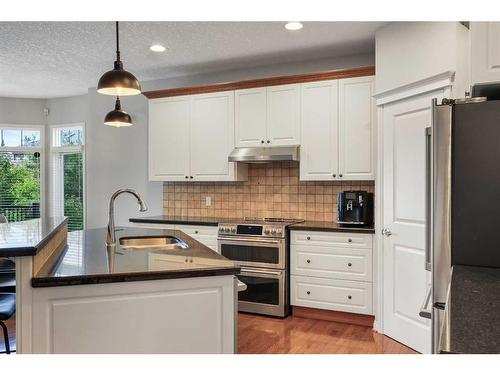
[1,218,240,354]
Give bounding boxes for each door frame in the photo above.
[373,72,455,337]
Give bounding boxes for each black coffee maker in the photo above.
[337,191,373,226]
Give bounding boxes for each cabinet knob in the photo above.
[306,291,311,295]
[306,236,311,240]
[339,174,343,178]
[194,230,199,234]
[185,176,188,179]
[261,140,265,144]
[348,295,352,300]
[190,176,193,179]
[332,173,336,178]
[348,262,352,267]
[348,238,352,243]
[267,140,270,144]
[306,259,311,264]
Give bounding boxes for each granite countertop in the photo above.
[288,221,375,234]
[130,216,375,233]
[0,216,68,257]
[31,226,240,288]
[440,265,500,354]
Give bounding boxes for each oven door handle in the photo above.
[240,268,283,276]
[218,236,283,245]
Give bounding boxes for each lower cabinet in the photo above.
[291,275,373,315]
[290,230,373,315]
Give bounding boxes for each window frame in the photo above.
[0,123,46,220]
[49,122,86,230]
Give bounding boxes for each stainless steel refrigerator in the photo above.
[420,97,500,353]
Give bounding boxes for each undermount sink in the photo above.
[119,236,188,250]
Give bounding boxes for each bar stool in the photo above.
[0,293,15,354]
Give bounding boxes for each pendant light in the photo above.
[97,21,141,96]
[104,97,133,127]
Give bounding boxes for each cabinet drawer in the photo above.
[291,246,372,281]
[291,276,372,315]
[175,225,218,252]
[291,230,372,249]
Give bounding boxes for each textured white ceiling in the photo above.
[0,22,385,98]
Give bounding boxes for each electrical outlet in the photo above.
[205,196,212,207]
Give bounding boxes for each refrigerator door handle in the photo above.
[419,285,432,319]
[425,126,432,271]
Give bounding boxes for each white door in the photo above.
[471,22,500,84]
[235,87,267,147]
[338,76,375,180]
[299,80,339,181]
[148,96,190,181]
[382,92,444,353]
[266,84,300,146]
[190,91,235,181]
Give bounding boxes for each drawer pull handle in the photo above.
[348,262,352,267]
[306,291,311,295]
[348,295,352,300]
[348,238,353,243]
[306,259,311,264]
[306,236,311,240]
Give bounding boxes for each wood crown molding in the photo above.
[143,66,375,99]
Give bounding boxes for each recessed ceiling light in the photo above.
[285,22,303,31]
[150,44,166,52]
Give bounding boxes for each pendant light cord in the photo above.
[115,21,121,61]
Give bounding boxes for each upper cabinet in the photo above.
[471,22,500,85]
[235,84,300,147]
[149,91,247,182]
[338,76,375,180]
[300,80,339,180]
[149,96,191,181]
[300,76,375,181]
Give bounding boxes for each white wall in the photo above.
[0,97,46,124]
[46,95,88,125]
[375,22,469,95]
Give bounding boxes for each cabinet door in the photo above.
[338,76,374,180]
[266,84,300,146]
[235,88,267,147]
[148,97,190,181]
[471,22,500,85]
[190,91,235,181]
[299,80,338,181]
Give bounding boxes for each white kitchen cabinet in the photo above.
[300,76,375,181]
[234,87,267,147]
[175,224,218,252]
[148,91,247,182]
[290,229,374,315]
[235,84,300,147]
[149,96,191,181]
[300,80,339,180]
[338,76,375,180]
[471,22,500,85]
[266,84,301,146]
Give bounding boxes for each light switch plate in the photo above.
[205,196,212,207]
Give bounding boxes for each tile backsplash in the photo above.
[163,162,374,221]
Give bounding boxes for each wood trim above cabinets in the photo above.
[143,66,375,99]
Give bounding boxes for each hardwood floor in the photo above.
[238,313,418,354]
[0,314,15,354]
[1,313,417,354]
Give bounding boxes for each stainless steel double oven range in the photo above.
[217,217,303,318]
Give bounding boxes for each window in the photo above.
[50,124,85,231]
[0,126,44,223]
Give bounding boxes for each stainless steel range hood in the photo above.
[228,146,300,163]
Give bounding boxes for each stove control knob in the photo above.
[230,227,236,233]
[264,228,270,235]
